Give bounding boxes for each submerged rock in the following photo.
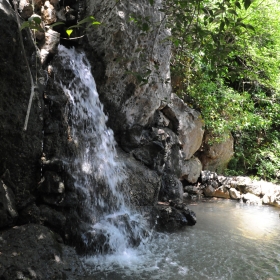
[156,201,196,231]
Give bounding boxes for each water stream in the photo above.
[84,199,280,280]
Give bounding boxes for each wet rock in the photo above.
[17,203,40,225]
[161,94,204,160]
[38,171,65,194]
[159,174,183,203]
[40,204,66,230]
[197,131,234,173]
[117,149,160,206]
[0,224,84,280]
[132,141,164,168]
[41,156,64,173]
[156,201,196,231]
[0,180,18,228]
[181,157,202,183]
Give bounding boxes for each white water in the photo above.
[56,45,147,257]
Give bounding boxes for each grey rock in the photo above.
[86,0,171,140]
[159,174,183,203]
[118,149,161,206]
[161,94,204,160]
[181,157,202,183]
[197,131,234,173]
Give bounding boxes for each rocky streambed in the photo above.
[183,170,280,207]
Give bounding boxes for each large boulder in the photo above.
[161,94,204,160]
[85,0,172,141]
[117,148,161,206]
[180,157,202,183]
[197,131,234,173]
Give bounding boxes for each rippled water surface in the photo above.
[82,199,280,280]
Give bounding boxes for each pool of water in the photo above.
[82,199,280,280]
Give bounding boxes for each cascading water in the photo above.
[55,45,148,258]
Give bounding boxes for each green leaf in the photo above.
[149,0,154,5]
[243,0,252,10]
[31,17,41,25]
[246,24,255,32]
[78,16,95,25]
[92,21,101,25]
[227,9,238,16]
[66,29,73,37]
[235,1,242,9]
[67,25,81,29]
[20,21,31,31]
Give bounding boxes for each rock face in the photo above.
[197,132,234,173]
[162,94,204,160]
[0,224,84,280]
[0,0,43,220]
[86,0,172,140]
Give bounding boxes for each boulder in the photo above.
[181,157,202,183]
[161,94,204,160]
[17,203,40,225]
[40,204,66,230]
[155,202,196,231]
[197,132,234,173]
[243,193,262,205]
[159,174,184,203]
[203,185,230,199]
[117,149,161,206]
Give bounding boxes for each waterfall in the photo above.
[55,45,148,258]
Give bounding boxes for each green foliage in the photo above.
[20,15,100,38]
[161,0,280,180]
